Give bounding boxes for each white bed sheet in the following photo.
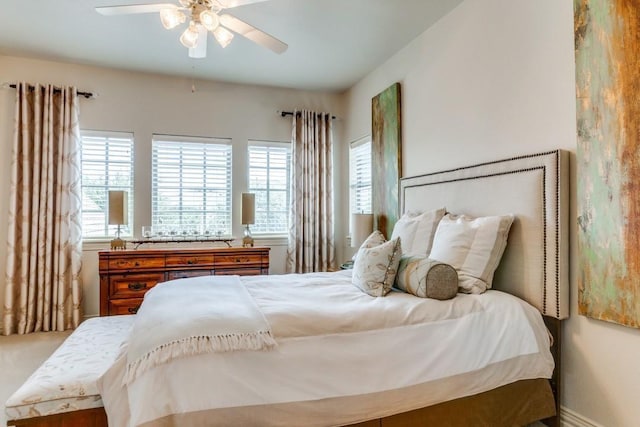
[98,270,554,427]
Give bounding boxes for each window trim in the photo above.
[349,135,372,217]
[151,134,233,236]
[247,139,291,236]
[80,129,135,241]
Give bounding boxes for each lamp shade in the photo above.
[241,193,255,225]
[351,213,373,248]
[108,191,128,226]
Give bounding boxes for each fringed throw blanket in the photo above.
[123,275,276,385]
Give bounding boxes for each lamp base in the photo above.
[242,225,254,248]
[110,238,126,250]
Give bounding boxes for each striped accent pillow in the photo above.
[395,256,458,300]
[429,213,514,294]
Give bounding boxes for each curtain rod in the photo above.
[4,83,96,99]
[278,110,337,120]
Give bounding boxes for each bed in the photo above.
[5,149,569,427]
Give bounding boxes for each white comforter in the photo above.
[98,270,553,427]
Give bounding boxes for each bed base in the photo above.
[7,408,107,427]
[543,316,561,427]
[7,378,555,427]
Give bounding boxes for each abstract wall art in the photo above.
[575,0,640,328]
[371,82,402,239]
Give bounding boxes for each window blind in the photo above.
[152,136,232,235]
[349,138,372,215]
[80,131,134,239]
[248,141,291,234]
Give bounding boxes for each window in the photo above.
[152,135,232,235]
[248,141,291,234]
[80,131,134,239]
[349,137,372,215]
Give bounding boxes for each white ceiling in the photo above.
[0,0,463,92]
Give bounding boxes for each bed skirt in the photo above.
[7,378,555,427]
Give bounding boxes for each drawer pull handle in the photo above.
[128,282,147,291]
[128,306,140,314]
[134,262,140,267]
[187,260,194,264]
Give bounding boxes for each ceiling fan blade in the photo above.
[216,0,269,9]
[189,26,208,59]
[95,3,177,16]
[219,14,288,54]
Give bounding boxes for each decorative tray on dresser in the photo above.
[98,246,270,316]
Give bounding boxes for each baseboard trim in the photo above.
[560,406,604,427]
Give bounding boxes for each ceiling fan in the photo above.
[96,0,288,59]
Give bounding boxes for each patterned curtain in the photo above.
[3,83,83,335]
[286,110,336,273]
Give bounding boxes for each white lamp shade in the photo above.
[160,8,185,30]
[351,213,373,248]
[108,191,128,226]
[180,22,200,48]
[213,26,234,48]
[199,10,219,31]
[242,193,255,225]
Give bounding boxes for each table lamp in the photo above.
[242,192,255,247]
[109,190,128,250]
[351,213,373,248]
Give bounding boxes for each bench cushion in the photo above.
[5,315,133,421]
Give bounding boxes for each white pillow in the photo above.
[352,237,402,297]
[429,213,514,294]
[391,208,446,257]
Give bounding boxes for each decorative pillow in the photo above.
[429,213,514,294]
[391,208,446,257]
[395,256,458,300]
[352,230,387,261]
[352,237,402,297]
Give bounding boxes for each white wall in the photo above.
[0,55,346,323]
[343,0,639,425]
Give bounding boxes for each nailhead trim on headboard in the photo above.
[399,150,567,319]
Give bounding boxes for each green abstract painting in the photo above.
[371,83,402,239]
[575,0,640,328]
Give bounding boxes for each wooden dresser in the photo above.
[98,246,270,316]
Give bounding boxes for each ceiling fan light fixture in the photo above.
[160,8,186,29]
[178,0,194,7]
[213,26,234,48]
[199,10,220,31]
[180,22,200,48]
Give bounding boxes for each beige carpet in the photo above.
[0,330,70,426]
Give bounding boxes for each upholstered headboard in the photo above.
[400,150,569,319]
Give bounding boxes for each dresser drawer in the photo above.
[166,254,214,267]
[215,253,264,267]
[109,273,165,298]
[109,298,143,315]
[167,270,213,280]
[108,257,164,271]
[215,268,263,276]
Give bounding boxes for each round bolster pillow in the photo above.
[395,256,458,300]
